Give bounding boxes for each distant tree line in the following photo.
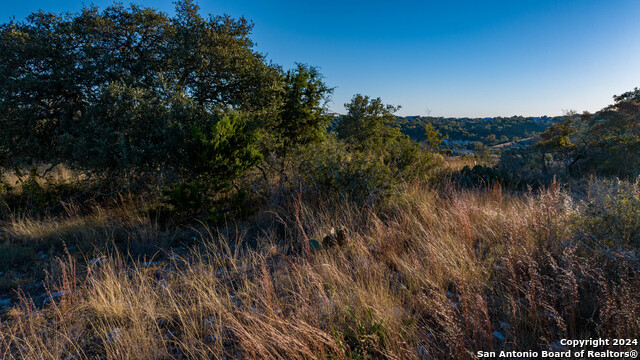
[395,115,562,148]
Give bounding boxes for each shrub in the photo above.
[453,164,503,188]
[2,168,84,216]
[573,178,640,261]
[494,147,558,188]
[297,138,397,205]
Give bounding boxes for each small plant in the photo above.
[339,308,387,359]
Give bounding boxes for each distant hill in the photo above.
[393,115,563,149]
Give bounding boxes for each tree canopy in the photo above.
[0,1,281,185]
[572,90,640,177]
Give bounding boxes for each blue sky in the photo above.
[3,0,640,117]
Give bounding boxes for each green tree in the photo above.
[275,64,333,153]
[335,94,400,152]
[0,1,281,191]
[169,0,281,115]
[613,87,640,103]
[245,63,334,201]
[163,113,263,214]
[423,121,448,150]
[183,114,262,190]
[572,90,640,177]
[535,114,577,171]
[0,11,83,168]
[537,117,576,151]
[335,95,439,182]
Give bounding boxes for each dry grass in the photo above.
[0,181,638,359]
[1,165,83,192]
[441,156,478,171]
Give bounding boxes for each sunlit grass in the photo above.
[0,179,638,359]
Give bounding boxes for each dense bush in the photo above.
[493,147,558,188]
[573,179,640,261]
[296,137,397,205]
[453,164,504,188]
[289,95,441,205]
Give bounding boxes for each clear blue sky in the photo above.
[3,0,640,117]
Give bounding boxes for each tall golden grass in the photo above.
[0,180,638,359]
